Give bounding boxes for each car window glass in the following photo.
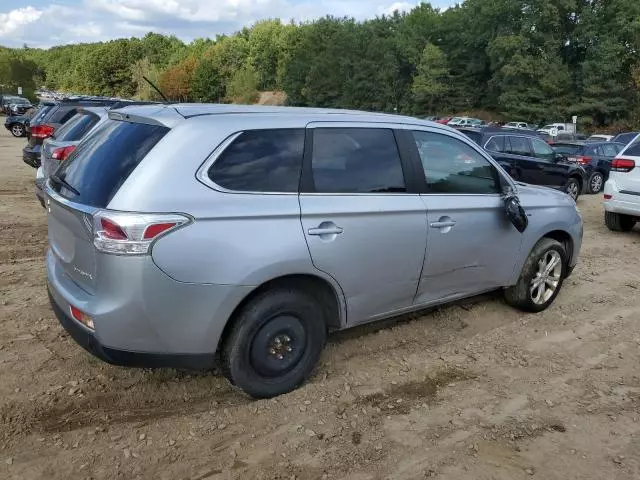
[312,128,405,193]
[531,138,554,159]
[508,136,532,156]
[585,145,598,156]
[413,131,499,194]
[49,106,77,124]
[460,130,482,145]
[32,105,54,123]
[485,135,506,152]
[623,139,640,157]
[209,129,304,192]
[551,144,581,155]
[53,112,100,141]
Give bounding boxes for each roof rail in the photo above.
[109,100,161,110]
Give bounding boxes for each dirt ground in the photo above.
[1,127,640,480]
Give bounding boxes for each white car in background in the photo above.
[586,134,614,143]
[603,134,640,231]
[504,122,530,129]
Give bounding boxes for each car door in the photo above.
[409,129,523,304]
[502,135,546,184]
[299,124,427,324]
[530,136,569,187]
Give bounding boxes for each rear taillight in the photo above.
[567,156,592,165]
[93,211,190,255]
[31,124,55,139]
[70,305,94,330]
[611,158,636,172]
[51,145,76,161]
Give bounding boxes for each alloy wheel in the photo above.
[530,250,562,305]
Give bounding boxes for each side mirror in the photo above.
[554,153,564,162]
[504,194,528,233]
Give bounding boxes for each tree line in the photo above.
[1,0,639,128]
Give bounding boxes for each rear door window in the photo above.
[31,104,54,124]
[208,129,304,192]
[485,136,506,152]
[52,112,100,141]
[507,136,533,156]
[52,120,169,207]
[311,128,406,193]
[552,144,582,155]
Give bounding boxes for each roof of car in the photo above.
[109,103,449,130]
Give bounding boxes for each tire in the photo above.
[221,288,327,398]
[604,211,636,232]
[504,238,567,313]
[587,172,604,194]
[10,124,24,137]
[565,177,581,201]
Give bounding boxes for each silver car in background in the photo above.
[45,105,583,398]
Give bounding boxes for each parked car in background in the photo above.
[4,114,29,137]
[9,101,33,116]
[504,122,530,129]
[23,97,124,168]
[586,134,613,143]
[448,117,482,127]
[551,141,625,193]
[554,132,588,142]
[459,127,587,200]
[611,132,640,146]
[35,106,112,206]
[0,95,30,114]
[603,136,640,231]
[437,117,452,124]
[44,104,583,398]
[537,123,577,136]
[424,116,440,122]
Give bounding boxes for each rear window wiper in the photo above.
[50,172,80,196]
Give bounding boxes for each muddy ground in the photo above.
[1,127,639,480]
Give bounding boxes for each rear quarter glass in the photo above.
[52,120,169,208]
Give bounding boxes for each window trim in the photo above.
[299,125,418,196]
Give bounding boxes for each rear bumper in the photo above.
[48,290,215,370]
[23,144,41,168]
[603,179,640,217]
[46,248,252,358]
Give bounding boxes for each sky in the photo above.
[0,0,455,48]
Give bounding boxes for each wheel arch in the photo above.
[509,228,575,285]
[217,273,345,352]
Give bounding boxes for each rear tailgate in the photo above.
[613,136,640,195]
[46,119,170,292]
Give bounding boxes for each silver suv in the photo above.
[45,105,583,398]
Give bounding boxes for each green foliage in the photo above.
[411,43,450,114]
[4,1,640,127]
[226,64,259,104]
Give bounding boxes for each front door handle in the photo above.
[308,225,344,236]
[430,221,456,228]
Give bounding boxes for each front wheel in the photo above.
[221,288,327,398]
[588,172,604,194]
[565,177,580,201]
[10,124,24,137]
[504,238,567,312]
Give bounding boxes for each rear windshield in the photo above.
[31,104,55,124]
[53,112,100,141]
[52,120,169,207]
[552,144,582,155]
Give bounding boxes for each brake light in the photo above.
[51,145,76,161]
[31,124,55,139]
[577,156,592,165]
[611,158,636,172]
[70,305,94,330]
[93,212,190,255]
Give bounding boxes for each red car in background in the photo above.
[437,117,451,125]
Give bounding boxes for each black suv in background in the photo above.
[459,127,588,200]
[23,97,124,168]
[550,141,625,193]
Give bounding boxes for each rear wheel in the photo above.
[10,124,24,137]
[504,238,567,313]
[588,172,604,193]
[221,288,327,398]
[565,177,580,201]
[604,211,636,232]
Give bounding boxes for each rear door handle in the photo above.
[430,221,456,228]
[308,226,344,236]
